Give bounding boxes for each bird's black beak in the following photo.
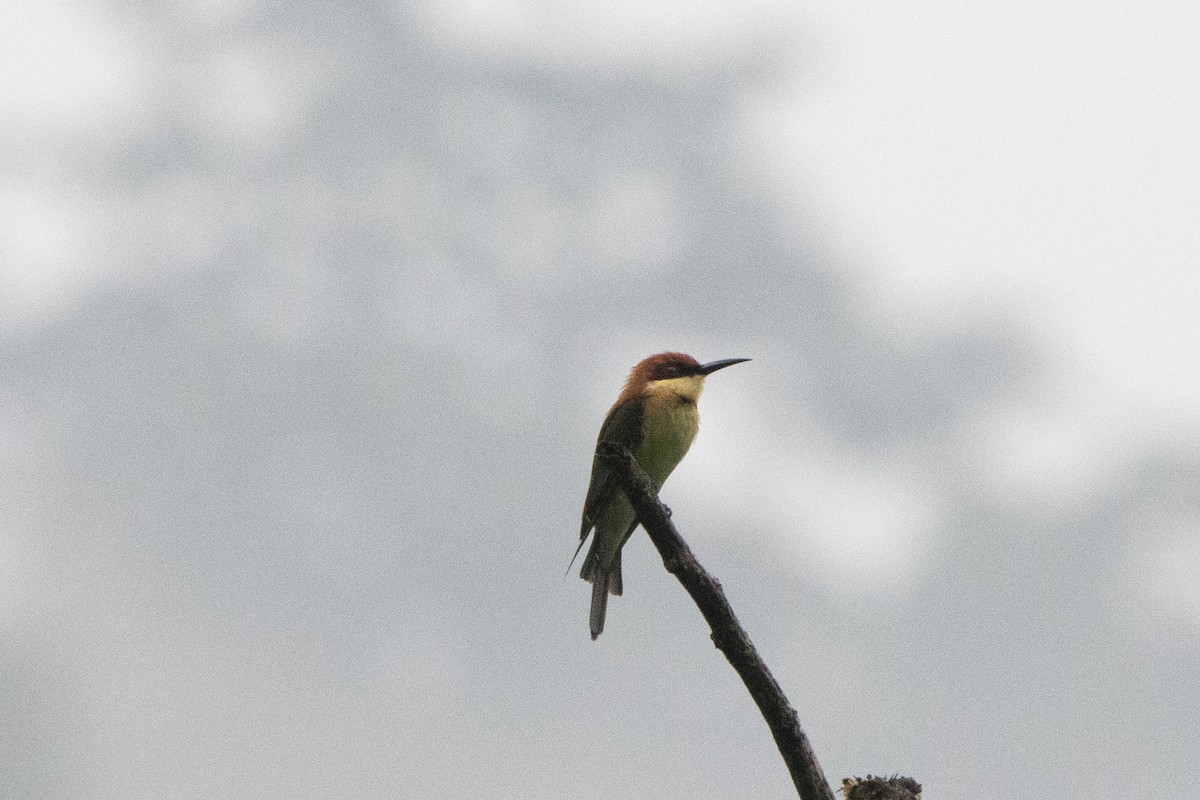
[698,357,751,375]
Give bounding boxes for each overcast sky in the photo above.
[2,1,1198,798]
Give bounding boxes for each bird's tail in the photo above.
[589,578,608,640]
[586,550,622,640]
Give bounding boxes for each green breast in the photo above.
[634,396,699,486]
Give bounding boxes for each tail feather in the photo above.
[609,549,623,596]
[588,550,623,640]
[589,578,608,640]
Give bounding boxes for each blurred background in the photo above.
[2,0,1198,797]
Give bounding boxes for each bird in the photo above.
[574,351,750,639]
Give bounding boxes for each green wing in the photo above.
[578,396,645,543]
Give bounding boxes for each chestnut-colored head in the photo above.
[616,352,750,404]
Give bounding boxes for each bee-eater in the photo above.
[575,352,750,639]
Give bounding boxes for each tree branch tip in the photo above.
[841,775,922,800]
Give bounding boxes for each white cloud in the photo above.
[0,186,110,331]
[737,0,1200,508]
[410,0,804,71]
[0,0,152,130]
[741,2,1200,336]
[678,379,942,594]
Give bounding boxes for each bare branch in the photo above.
[596,442,837,800]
